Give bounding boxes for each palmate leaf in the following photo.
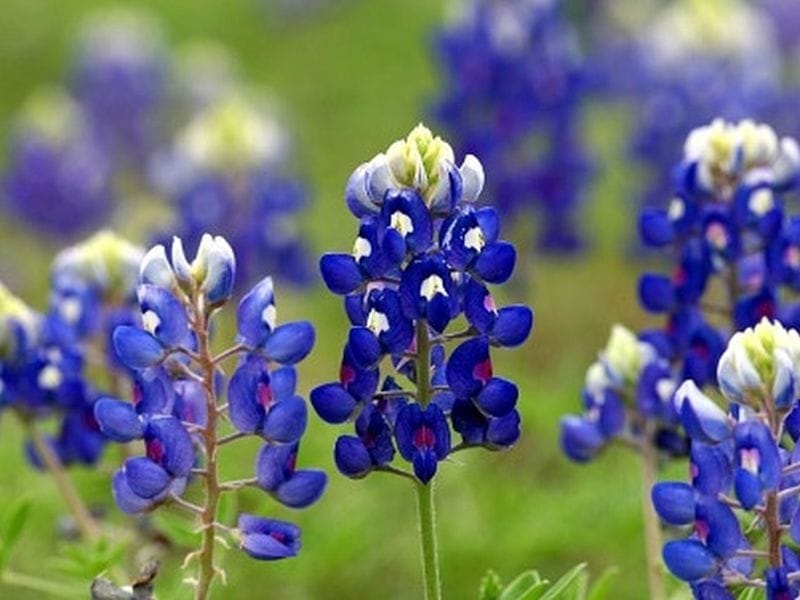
[498,570,547,600]
[539,564,587,600]
[0,496,33,573]
[479,569,504,600]
[51,537,127,580]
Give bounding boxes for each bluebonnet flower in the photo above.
[153,96,312,288]
[95,233,323,591]
[654,319,800,598]
[590,0,800,216]
[312,125,531,596]
[563,119,800,598]
[313,124,533,485]
[0,232,146,472]
[70,8,168,168]
[432,0,593,252]
[3,88,114,238]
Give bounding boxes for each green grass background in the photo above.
[0,1,689,598]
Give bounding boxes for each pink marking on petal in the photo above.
[257,382,274,410]
[694,519,709,543]
[786,246,800,269]
[132,385,142,407]
[690,462,699,481]
[340,364,356,386]
[673,266,687,286]
[146,438,165,464]
[483,293,498,314]
[269,531,287,543]
[413,426,436,450]
[740,447,761,474]
[473,359,493,384]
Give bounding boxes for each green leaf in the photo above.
[539,563,588,600]
[498,570,546,600]
[586,567,618,600]
[0,496,33,573]
[734,588,765,600]
[479,569,504,600]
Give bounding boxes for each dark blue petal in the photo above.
[413,449,439,484]
[320,254,362,295]
[238,515,300,561]
[446,337,492,398]
[145,417,194,478]
[639,208,674,246]
[677,382,730,443]
[255,443,295,491]
[94,397,144,442]
[476,377,518,417]
[473,241,515,284]
[275,470,327,508]
[491,306,533,347]
[486,410,521,448]
[271,366,297,402]
[651,482,695,526]
[228,362,266,434]
[697,500,741,558]
[124,457,171,499]
[734,468,763,510]
[348,327,382,368]
[560,416,604,462]
[663,540,717,581]
[261,321,315,364]
[112,469,154,515]
[263,396,307,443]
[310,383,357,424]
[113,326,165,369]
[334,436,373,478]
[639,274,675,313]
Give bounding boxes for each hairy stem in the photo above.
[24,419,101,542]
[194,305,222,600]
[640,430,664,600]
[413,320,442,600]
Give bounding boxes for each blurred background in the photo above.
[0,0,798,597]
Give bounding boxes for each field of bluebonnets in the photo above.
[2,0,800,598]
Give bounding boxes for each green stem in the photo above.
[413,320,442,600]
[640,431,664,600]
[194,305,221,600]
[24,419,102,542]
[2,570,81,598]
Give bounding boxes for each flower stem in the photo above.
[640,432,664,600]
[194,306,222,600]
[24,419,101,542]
[415,480,441,600]
[413,320,442,600]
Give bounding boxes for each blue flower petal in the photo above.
[113,326,165,369]
[663,540,717,582]
[275,470,327,508]
[334,436,373,478]
[651,482,695,526]
[94,397,144,442]
[310,383,357,424]
[491,306,533,347]
[237,277,275,347]
[320,254,362,295]
[262,322,315,364]
[124,457,171,499]
[476,377,518,417]
[473,241,515,284]
[263,396,308,444]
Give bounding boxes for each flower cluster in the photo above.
[0,231,143,468]
[560,324,687,462]
[154,96,312,287]
[94,233,325,573]
[432,0,593,253]
[313,124,533,484]
[590,0,800,213]
[2,8,312,288]
[653,319,800,598]
[562,119,800,466]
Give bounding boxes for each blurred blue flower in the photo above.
[432,0,593,253]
